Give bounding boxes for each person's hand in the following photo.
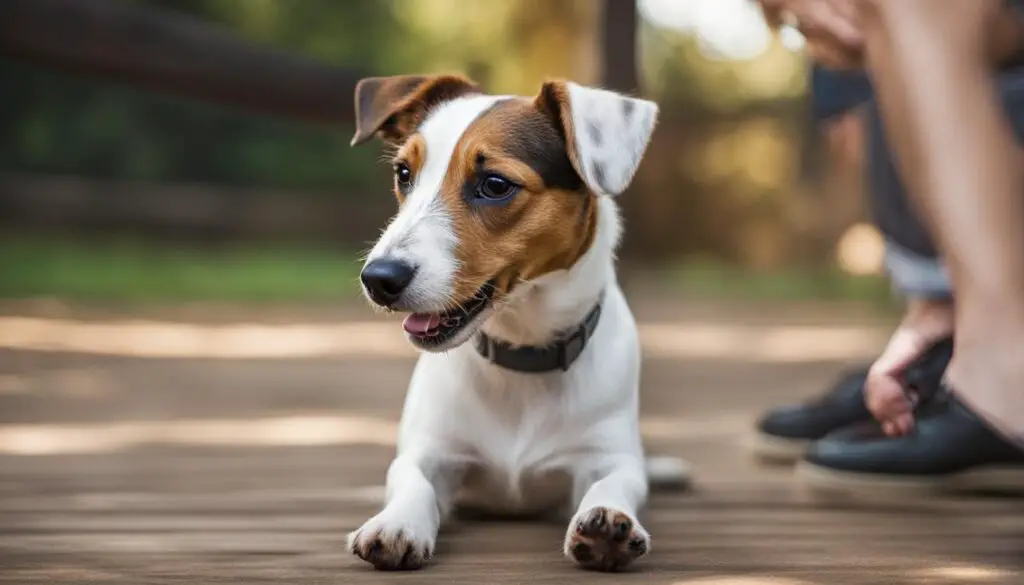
[758,0,865,69]
[865,299,955,436]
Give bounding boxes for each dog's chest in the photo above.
[451,387,581,513]
[456,463,572,515]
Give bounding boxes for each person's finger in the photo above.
[865,374,914,422]
[894,412,916,436]
[804,0,863,48]
[882,420,898,437]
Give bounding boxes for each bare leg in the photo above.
[856,0,1024,442]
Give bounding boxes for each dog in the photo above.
[346,73,689,572]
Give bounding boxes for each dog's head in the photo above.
[351,74,658,351]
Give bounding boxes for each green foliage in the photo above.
[664,256,896,307]
[0,0,601,191]
[0,0,405,192]
[0,0,868,294]
[0,235,362,302]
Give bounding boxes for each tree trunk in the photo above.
[600,0,639,94]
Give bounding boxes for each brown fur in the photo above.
[535,80,590,190]
[392,134,426,205]
[351,74,480,147]
[360,75,599,308]
[438,96,597,304]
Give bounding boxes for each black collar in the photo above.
[473,295,603,373]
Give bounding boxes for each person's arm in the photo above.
[758,0,1024,70]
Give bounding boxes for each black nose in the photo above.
[360,258,416,306]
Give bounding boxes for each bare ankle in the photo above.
[902,297,955,341]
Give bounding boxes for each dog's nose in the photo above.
[360,258,416,306]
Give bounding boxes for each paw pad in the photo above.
[566,507,650,571]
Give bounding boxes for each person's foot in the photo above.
[750,336,954,463]
[751,367,873,463]
[795,395,1024,496]
[944,315,1024,445]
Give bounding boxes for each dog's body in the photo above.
[346,75,687,571]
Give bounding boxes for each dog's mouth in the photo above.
[401,281,496,349]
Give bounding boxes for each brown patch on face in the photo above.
[434,98,597,304]
[350,74,480,147]
[392,134,426,205]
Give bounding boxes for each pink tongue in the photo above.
[403,313,442,335]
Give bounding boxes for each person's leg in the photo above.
[795,2,1024,495]
[863,99,957,434]
[751,79,955,464]
[857,0,1024,442]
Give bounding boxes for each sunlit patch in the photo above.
[671,578,820,585]
[0,317,416,359]
[640,322,888,363]
[910,566,1014,582]
[0,415,399,455]
[0,375,31,395]
[641,413,751,440]
[836,223,885,276]
[779,26,807,52]
[639,0,773,61]
[0,317,888,363]
[0,413,749,456]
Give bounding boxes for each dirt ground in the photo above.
[0,294,1021,585]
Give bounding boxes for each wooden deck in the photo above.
[1,298,1021,585]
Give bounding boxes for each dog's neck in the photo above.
[477,196,621,348]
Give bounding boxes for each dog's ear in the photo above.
[534,80,658,196]
[350,74,480,147]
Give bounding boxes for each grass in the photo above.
[0,235,364,303]
[0,236,897,306]
[661,257,897,306]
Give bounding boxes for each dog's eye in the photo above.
[477,174,519,201]
[395,163,413,187]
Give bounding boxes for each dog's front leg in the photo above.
[347,451,455,571]
[565,457,650,571]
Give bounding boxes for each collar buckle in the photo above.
[557,324,588,372]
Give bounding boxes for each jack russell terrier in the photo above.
[346,73,689,572]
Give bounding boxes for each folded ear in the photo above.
[535,80,658,196]
[351,74,480,147]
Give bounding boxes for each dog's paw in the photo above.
[564,506,650,571]
[347,513,435,571]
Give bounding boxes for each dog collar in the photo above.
[473,294,603,373]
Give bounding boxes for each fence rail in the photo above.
[0,0,365,127]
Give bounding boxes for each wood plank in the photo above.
[0,299,1020,584]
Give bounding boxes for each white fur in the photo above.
[564,82,658,196]
[349,86,686,572]
[362,94,509,314]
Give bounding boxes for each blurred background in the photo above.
[0,0,889,307]
[9,3,1023,583]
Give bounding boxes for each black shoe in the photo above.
[824,387,955,442]
[796,395,1024,496]
[750,337,954,463]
